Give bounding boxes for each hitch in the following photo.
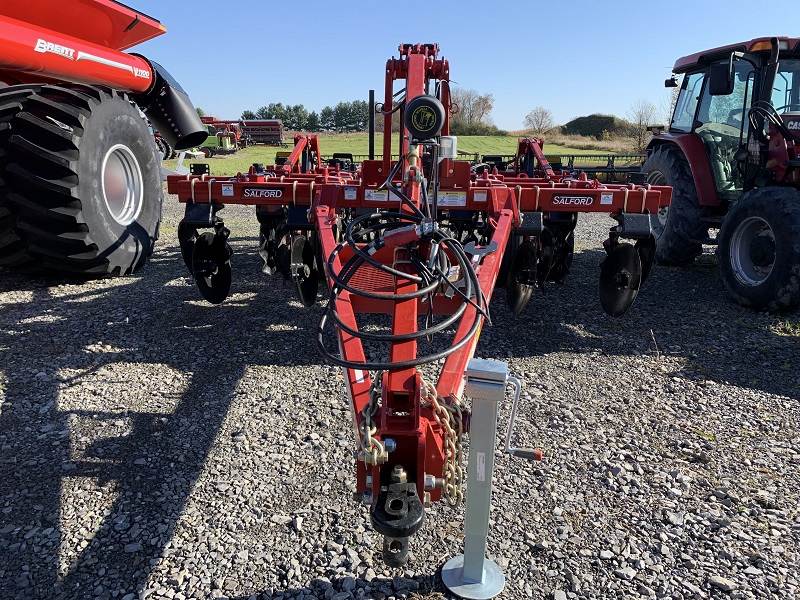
[370,466,425,568]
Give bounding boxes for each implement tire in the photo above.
[643,144,708,266]
[0,84,162,276]
[717,187,800,312]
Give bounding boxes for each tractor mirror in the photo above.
[708,62,734,96]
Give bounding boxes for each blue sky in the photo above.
[126,0,797,130]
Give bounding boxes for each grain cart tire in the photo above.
[642,145,708,266]
[0,84,162,276]
[155,137,168,159]
[717,187,800,312]
[0,85,43,244]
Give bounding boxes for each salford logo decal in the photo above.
[34,39,75,60]
[243,188,283,199]
[552,195,594,206]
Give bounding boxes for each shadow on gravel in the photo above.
[483,248,800,403]
[1,232,798,599]
[0,245,328,599]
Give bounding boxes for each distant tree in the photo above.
[524,107,555,136]
[349,100,369,131]
[333,101,351,132]
[196,107,206,118]
[305,111,320,131]
[255,106,270,119]
[450,87,494,126]
[320,106,335,131]
[659,87,680,127]
[626,98,658,152]
[240,109,256,120]
[283,104,308,130]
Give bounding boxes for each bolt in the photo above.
[423,491,431,509]
[390,465,407,484]
[383,438,397,452]
[423,474,443,490]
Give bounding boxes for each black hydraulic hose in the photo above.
[316,211,490,370]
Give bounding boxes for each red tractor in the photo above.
[0,1,207,277]
[644,37,800,311]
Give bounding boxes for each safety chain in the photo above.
[423,380,464,506]
[358,373,386,465]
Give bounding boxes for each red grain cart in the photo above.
[0,0,207,277]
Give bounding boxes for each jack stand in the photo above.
[441,358,508,599]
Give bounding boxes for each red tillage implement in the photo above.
[167,43,671,568]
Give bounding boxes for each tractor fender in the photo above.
[646,133,720,207]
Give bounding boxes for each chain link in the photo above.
[358,373,386,465]
[422,380,464,506]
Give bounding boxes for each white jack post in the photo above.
[441,358,509,599]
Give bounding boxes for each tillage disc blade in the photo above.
[291,234,319,307]
[635,235,656,284]
[506,240,537,315]
[599,242,642,317]
[177,220,198,274]
[192,232,232,304]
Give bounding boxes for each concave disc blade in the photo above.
[291,234,319,307]
[177,220,198,274]
[192,232,232,305]
[599,242,642,317]
[506,240,537,315]
[635,235,656,284]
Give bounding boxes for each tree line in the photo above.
[237,87,666,151]
[240,101,370,132]
[238,87,507,135]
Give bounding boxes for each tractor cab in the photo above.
[663,38,800,203]
[644,37,800,312]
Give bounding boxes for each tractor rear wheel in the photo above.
[0,84,162,276]
[642,145,709,265]
[717,187,800,312]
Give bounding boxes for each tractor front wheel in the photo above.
[717,187,800,312]
[642,145,709,265]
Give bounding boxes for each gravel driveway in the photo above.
[1,192,798,600]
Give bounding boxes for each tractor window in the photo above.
[671,72,704,132]
[771,59,800,112]
[694,60,754,199]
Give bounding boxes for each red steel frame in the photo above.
[166,43,672,507]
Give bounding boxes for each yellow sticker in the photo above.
[411,106,437,133]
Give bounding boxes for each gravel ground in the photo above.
[1,191,799,600]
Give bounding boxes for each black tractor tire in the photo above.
[717,187,800,312]
[642,144,709,266]
[0,84,162,276]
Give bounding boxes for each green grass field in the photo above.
[164,132,627,177]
